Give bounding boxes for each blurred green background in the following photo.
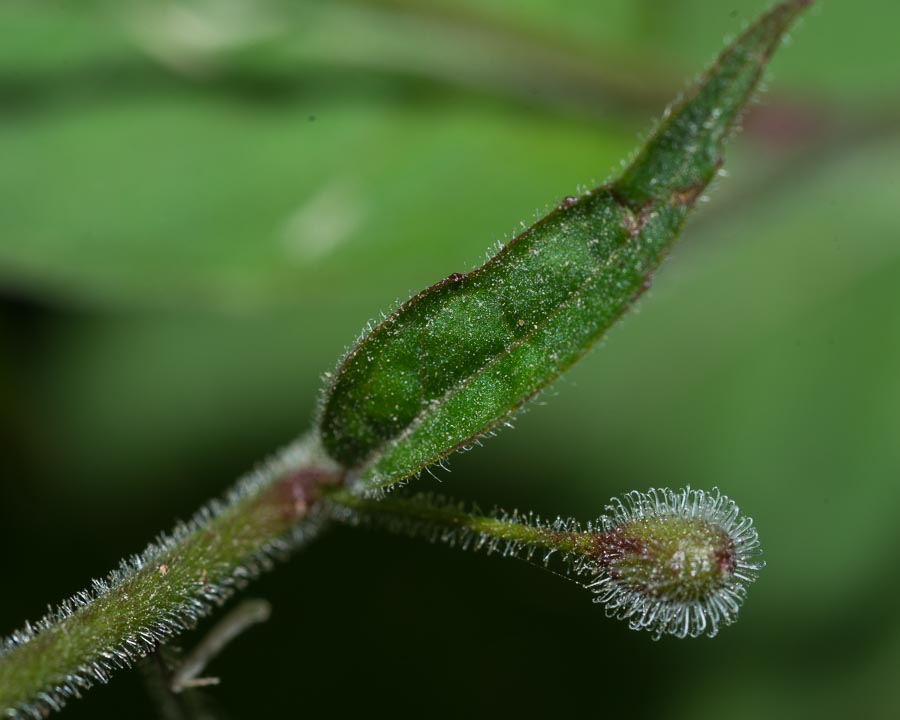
[2,0,899,717]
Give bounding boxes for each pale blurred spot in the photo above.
[121,0,281,78]
[280,180,365,263]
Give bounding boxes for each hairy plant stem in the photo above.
[0,440,605,718]
[0,445,587,718]
[0,448,765,716]
[0,436,343,719]
[326,490,599,561]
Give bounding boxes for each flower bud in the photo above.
[587,487,763,639]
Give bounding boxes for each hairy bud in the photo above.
[587,487,763,639]
[328,484,763,640]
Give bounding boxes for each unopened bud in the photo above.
[587,486,763,639]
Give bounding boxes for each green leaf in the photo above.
[319,0,812,490]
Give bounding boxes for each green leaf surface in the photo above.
[0,62,633,310]
[2,0,885,312]
[319,0,811,489]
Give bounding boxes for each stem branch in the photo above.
[0,436,342,719]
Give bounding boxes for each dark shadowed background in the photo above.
[2,1,899,717]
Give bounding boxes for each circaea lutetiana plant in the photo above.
[0,2,813,717]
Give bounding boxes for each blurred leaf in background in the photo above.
[1,1,899,718]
